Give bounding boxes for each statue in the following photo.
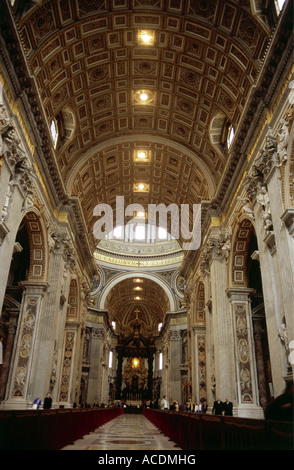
[277,118,289,165]
[237,196,255,220]
[256,185,272,231]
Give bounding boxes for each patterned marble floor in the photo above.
[61,413,182,451]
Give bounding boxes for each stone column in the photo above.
[208,229,236,404]
[31,229,73,406]
[227,288,264,418]
[87,328,105,404]
[198,255,214,409]
[168,329,182,404]
[264,160,294,382]
[4,281,48,409]
[244,125,293,395]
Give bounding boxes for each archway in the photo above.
[0,209,48,403]
[232,218,272,408]
[99,272,176,312]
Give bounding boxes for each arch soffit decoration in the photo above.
[193,280,206,326]
[67,277,80,320]
[99,271,176,312]
[230,216,255,288]
[21,209,48,283]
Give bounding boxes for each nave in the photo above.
[61,413,181,451]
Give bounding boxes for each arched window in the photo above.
[227,125,235,148]
[50,118,58,149]
[276,0,286,14]
[105,223,174,243]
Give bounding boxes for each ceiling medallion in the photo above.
[133,210,146,219]
[133,182,149,192]
[133,149,151,162]
[138,30,155,46]
[133,90,155,105]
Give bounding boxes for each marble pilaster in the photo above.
[168,329,182,404]
[227,288,264,418]
[31,230,73,407]
[58,322,80,407]
[192,326,206,405]
[209,237,236,403]
[4,281,48,409]
[265,167,294,381]
[87,327,105,404]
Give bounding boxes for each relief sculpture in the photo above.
[235,304,253,403]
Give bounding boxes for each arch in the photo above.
[283,106,294,208]
[67,277,79,320]
[55,107,76,153]
[230,217,256,287]
[209,113,227,159]
[22,210,48,282]
[99,272,176,312]
[66,134,217,197]
[193,280,206,326]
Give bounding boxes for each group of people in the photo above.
[32,393,52,410]
[185,398,208,413]
[159,395,233,416]
[212,397,233,416]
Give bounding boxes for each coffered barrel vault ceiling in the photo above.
[13,0,271,251]
[104,276,170,334]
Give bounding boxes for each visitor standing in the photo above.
[212,397,223,415]
[43,392,52,409]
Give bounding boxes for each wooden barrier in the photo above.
[0,407,123,450]
[143,409,293,450]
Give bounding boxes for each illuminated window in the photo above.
[159,352,163,370]
[113,226,123,238]
[134,225,145,240]
[108,351,113,368]
[158,323,162,331]
[276,0,286,12]
[111,321,116,330]
[158,227,167,240]
[50,119,58,148]
[105,223,174,243]
[227,125,235,148]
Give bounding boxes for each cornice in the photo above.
[214,0,293,213]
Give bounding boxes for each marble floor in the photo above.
[61,412,182,451]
